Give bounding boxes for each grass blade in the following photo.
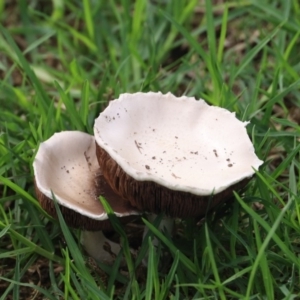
[143,218,196,274]
[204,223,226,300]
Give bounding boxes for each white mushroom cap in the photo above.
[94,92,263,217]
[33,131,138,230]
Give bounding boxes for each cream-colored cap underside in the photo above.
[94,92,263,195]
[33,131,135,219]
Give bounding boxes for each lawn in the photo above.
[1,0,300,299]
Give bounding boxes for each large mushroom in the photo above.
[33,131,139,263]
[94,92,263,218]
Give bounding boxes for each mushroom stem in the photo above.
[80,230,121,264]
[144,214,174,245]
[142,214,174,265]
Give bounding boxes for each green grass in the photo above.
[1,0,300,299]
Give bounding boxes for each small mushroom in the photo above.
[33,131,139,263]
[94,92,264,218]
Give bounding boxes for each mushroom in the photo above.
[94,92,264,218]
[33,131,139,263]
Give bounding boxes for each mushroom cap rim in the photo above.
[94,92,264,196]
[33,131,140,221]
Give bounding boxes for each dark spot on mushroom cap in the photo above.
[213,149,218,157]
[145,165,150,170]
[228,164,233,167]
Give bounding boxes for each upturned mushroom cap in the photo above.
[94,92,264,218]
[33,131,138,230]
